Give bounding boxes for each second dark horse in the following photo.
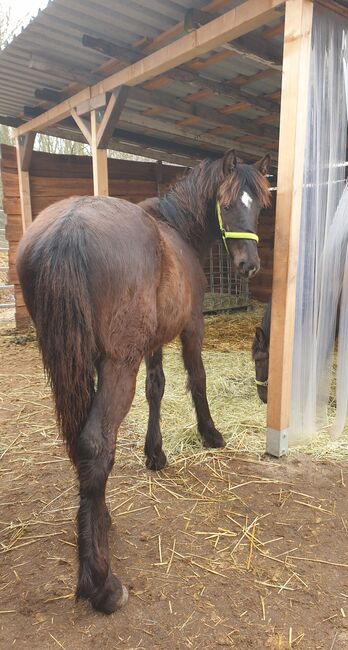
[16,149,271,614]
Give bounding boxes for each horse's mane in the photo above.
[158,157,270,239]
[219,164,271,209]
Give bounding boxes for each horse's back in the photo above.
[18,195,161,287]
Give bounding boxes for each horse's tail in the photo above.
[17,218,97,464]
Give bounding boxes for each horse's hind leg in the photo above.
[76,357,138,614]
[144,348,167,470]
[180,317,225,448]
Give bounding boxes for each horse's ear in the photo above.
[255,153,271,176]
[223,149,237,175]
[255,327,267,350]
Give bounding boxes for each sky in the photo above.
[0,0,48,41]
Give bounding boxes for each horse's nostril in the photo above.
[238,262,257,278]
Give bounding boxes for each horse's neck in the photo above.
[195,200,221,260]
[139,197,220,265]
[146,194,219,262]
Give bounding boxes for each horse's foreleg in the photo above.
[75,358,138,614]
[144,348,167,470]
[181,321,225,449]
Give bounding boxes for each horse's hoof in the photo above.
[118,585,129,607]
[91,575,128,615]
[202,430,226,449]
[146,449,167,471]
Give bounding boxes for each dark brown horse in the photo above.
[16,149,270,615]
[252,299,341,404]
[252,301,271,404]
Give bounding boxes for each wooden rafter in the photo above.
[111,128,220,161]
[127,87,278,140]
[82,35,280,114]
[35,88,67,103]
[230,69,277,87]
[134,0,233,54]
[183,8,283,70]
[15,0,284,138]
[29,54,101,86]
[119,111,273,159]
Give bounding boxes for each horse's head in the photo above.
[252,326,269,404]
[216,150,271,278]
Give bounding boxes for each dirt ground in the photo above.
[1,330,348,650]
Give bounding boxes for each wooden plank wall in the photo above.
[1,145,184,329]
[1,144,274,329]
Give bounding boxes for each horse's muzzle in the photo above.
[237,261,259,278]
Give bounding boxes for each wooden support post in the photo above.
[91,110,109,196]
[267,0,314,457]
[155,160,164,197]
[72,89,128,195]
[16,133,36,231]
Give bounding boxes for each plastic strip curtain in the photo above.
[289,7,348,443]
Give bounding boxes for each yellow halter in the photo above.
[216,201,259,253]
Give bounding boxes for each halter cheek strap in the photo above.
[216,200,259,253]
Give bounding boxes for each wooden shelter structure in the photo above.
[0,0,347,456]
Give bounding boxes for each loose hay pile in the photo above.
[1,300,348,466]
[202,292,249,313]
[1,303,348,649]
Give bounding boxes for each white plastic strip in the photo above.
[289,7,348,444]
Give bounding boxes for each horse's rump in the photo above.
[16,196,163,460]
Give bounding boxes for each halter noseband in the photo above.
[216,201,259,253]
[255,379,268,387]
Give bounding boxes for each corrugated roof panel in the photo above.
[0,0,286,163]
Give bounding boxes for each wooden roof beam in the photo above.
[220,36,282,71]
[15,0,285,138]
[169,69,279,113]
[82,34,280,113]
[128,86,278,141]
[35,88,67,103]
[29,55,101,85]
[120,109,274,160]
[113,128,220,160]
[82,35,140,64]
[184,7,283,70]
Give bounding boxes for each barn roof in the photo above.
[0,0,346,166]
